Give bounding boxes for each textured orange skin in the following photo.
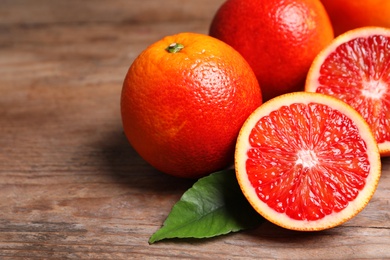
[209,0,334,102]
[321,0,390,36]
[121,33,262,178]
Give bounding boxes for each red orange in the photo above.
[121,32,262,178]
[209,0,334,101]
[321,0,390,36]
[235,92,381,231]
[306,27,390,156]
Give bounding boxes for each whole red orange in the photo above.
[320,0,390,36]
[209,0,334,101]
[121,32,262,178]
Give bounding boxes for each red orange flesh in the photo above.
[235,92,381,231]
[306,27,390,156]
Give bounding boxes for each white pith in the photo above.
[296,149,318,168]
[361,78,388,100]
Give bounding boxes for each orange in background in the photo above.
[210,0,334,102]
[320,0,390,36]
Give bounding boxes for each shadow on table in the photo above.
[244,220,336,242]
[97,128,194,193]
[147,219,333,246]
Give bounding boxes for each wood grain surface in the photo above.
[1,0,390,259]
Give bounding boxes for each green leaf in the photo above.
[149,169,264,244]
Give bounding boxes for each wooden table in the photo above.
[1,1,389,258]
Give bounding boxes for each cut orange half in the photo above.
[305,26,390,156]
[235,92,381,231]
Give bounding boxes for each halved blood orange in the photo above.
[305,26,390,156]
[235,92,381,231]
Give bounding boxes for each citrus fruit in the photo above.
[121,32,262,179]
[320,0,390,36]
[235,92,381,231]
[209,0,334,102]
[305,27,390,156]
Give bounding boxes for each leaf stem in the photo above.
[166,43,184,53]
